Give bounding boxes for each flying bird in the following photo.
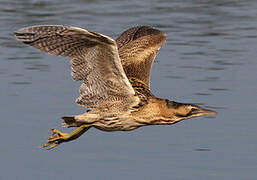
[15,25,217,150]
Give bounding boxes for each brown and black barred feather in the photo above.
[116,26,166,90]
[14,25,137,110]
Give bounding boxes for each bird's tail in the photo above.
[62,116,78,127]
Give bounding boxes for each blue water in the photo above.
[1,0,257,179]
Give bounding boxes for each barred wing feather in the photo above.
[15,25,137,110]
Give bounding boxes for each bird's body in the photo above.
[15,25,217,149]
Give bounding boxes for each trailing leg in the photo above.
[41,124,91,150]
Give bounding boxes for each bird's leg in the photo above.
[41,124,91,150]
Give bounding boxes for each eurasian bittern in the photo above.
[15,25,217,150]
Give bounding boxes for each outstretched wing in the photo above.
[116,26,166,89]
[15,25,137,110]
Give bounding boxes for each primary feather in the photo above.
[15,25,137,110]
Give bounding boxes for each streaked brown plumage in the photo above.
[15,25,217,149]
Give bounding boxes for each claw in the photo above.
[46,142,60,150]
[40,143,50,149]
[41,129,69,150]
[48,135,60,142]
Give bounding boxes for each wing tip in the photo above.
[14,26,36,42]
[14,26,34,35]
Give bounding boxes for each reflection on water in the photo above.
[1,0,257,180]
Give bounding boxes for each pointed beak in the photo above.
[194,107,217,116]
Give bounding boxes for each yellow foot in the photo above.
[41,124,91,150]
[41,129,71,150]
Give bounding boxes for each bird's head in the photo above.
[162,99,217,123]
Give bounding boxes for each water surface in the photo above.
[1,0,257,179]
